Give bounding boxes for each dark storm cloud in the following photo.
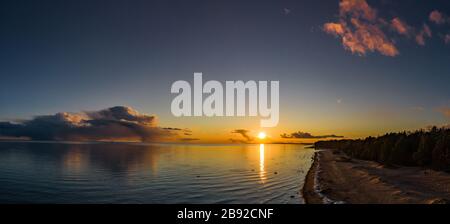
[281,131,344,139]
[87,106,156,125]
[0,106,182,142]
[163,127,192,136]
[231,129,254,142]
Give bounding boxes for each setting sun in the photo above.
[258,132,267,140]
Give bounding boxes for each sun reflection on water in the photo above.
[0,142,316,203]
[259,144,266,183]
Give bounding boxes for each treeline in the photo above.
[315,127,450,171]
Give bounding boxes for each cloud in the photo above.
[391,17,411,36]
[283,8,291,15]
[339,0,376,21]
[180,138,200,142]
[163,127,192,136]
[86,106,156,125]
[323,0,399,56]
[281,131,344,139]
[0,106,183,142]
[429,10,447,25]
[229,138,249,144]
[324,1,450,55]
[324,23,345,36]
[428,10,450,45]
[415,24,432,46]
[231,129,254,142]
[445,34,450,44]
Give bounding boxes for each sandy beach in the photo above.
[303,148,450,204]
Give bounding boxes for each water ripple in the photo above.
[0,142,314,204]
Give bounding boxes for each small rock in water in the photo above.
[274,172,278,174]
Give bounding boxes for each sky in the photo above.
[1,0,450,143]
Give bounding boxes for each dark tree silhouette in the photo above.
[315,127,450,172]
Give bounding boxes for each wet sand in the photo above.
[303,149,450,204]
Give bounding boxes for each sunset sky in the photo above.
[1,0,450,143]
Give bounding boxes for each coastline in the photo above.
[302,148,450,204]
[302,152,323,204]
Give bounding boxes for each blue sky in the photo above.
[1,0,450,141]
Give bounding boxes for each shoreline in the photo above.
[302,152,323,204]
[302,148,450,204]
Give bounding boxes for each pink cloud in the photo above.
[391,17,411,36]
[324,2,450,54]
[415,24,432,46]
[339,0,377,21]
[429,10,447,25]
[323,0,398,56]
[324,23,345,36]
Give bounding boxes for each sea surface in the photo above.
[0,142,314,203]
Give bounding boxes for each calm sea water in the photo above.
[0,142,314,204]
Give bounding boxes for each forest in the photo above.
[315,127,450,171]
